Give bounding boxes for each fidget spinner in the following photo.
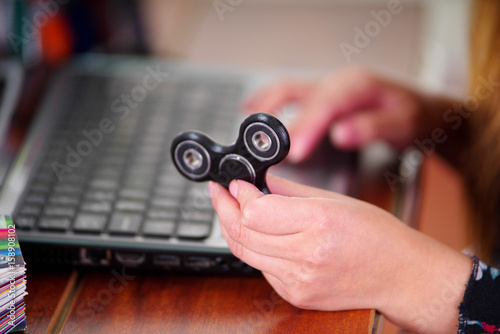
[171,113,290,194]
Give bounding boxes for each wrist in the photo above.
[378,229,473,333]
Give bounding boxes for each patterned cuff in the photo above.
[458,256,500,333]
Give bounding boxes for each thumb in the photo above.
[229,180,265,207]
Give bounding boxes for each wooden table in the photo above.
[21,148,408,334]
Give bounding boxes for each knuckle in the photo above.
[229,241,244,259]
[295,266,316,285]
[240,199,260,226]
[285,290,314,310]
[305,250,328,269]
[279,270,320,309]
[224,230,244,258]
[227,216,242,241]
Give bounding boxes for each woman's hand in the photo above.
[209,175,472,333]
[245,68,446,163]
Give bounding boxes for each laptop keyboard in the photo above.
[13,73,242,241]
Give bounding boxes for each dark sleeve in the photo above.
[458,256,500,333]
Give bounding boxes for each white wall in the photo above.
[417,0,470,97]
[142,0,470,93]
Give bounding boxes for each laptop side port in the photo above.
[213,257,230,271]
[80,248,112,266]
[115,252,146,267]
[153,254,181,267]
[231,259,256,273]
[185,256,212,269]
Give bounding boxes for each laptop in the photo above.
[0,3,357,274]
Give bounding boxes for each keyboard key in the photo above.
[34,171,56,182]
[49,194,80,206]
[53,183,82,193]
[85,190,115,201]
[154,187,183,198]
[157,175,185,187]
[178,209,214,223]
[30,182,51,193]
[182,193,212,211]
[120,189,149,200]
[127,163,156,174]
[147,209,177,220]
[129,154,159,165]
[177,222,211,239]
[39,217,71,231]
[45,147,64,158]
[13,216,36,230]
[44,206,76,217]
[99,156,126,167]
[143,220,176,237]
[108,213,142,234]
[81,201,113,213]
[61,174,87,183]
[74,213,107,232]
[159,163,179,174]
[151,198,179,209]
[115,200,146,212]
[123,178,153,189]
[93,167,121,178]
[19,205,41,216]
[24,193,46,205]
[89,179,118,190]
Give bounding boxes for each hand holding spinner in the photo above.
[171,113,290,194]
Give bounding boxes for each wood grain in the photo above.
[61,272,375,334]
[22,269,75,333]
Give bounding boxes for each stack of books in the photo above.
[0,216,26,333]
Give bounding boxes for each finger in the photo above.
[287,69,379,163]
[330,107,416,150]
[230,180,316,235]
[219,235,290,275]
[219,215,296,275]
[329,110,378,150]
[209,193,290,275]
[266,174,345,200]
[261,272,289,301]
[261,272,305,308]
[211,181,301,258]
[228,178,265,203]
[244,80,313,115]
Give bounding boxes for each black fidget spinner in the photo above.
[171,113,290,194]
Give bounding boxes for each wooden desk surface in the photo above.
[21,151,401,334]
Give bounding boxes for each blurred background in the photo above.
[0,1,473,333]
[0,0,470,96]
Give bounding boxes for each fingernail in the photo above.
[229,180,239,198]
[332,123,359,148]
[208,181,215,198]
